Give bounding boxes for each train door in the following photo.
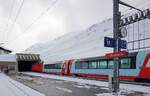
[61,60,72,75]
[139,53,150,80]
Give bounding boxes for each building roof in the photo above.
[0,47,12,53]
[0,54,16,62]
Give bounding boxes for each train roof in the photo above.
[44,61,63,65]
[76,51,138,62]
[44,52,138,64]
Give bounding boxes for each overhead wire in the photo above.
[8,0,150,48]
[7,0,59,45]
[4,0,15,43]
[23,0,59,33]
[121,0,150,18]
[6,0,25,43]
[0,0,13,43]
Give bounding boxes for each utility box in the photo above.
[108,75,113,92]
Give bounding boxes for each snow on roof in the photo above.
[0,54,16,62]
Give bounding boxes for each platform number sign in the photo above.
[119,40,127,49]
[104,37,127,49]
[104,37,115,48]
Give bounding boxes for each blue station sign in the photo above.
[104,37,115,48]
[104,37,127,49]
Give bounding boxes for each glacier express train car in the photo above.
[33,50,150,81]
[43,61,62,75]
[32,63,43,72]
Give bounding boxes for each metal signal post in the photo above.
[112,0,143,93]
[113,0,120,93]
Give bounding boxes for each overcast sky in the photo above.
[0,0,149,52]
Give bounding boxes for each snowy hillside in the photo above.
[25,18,114,63]
[25,15,150,63]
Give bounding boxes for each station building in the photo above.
[0,46,42,73]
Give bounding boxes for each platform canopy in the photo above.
[16,53,40,61]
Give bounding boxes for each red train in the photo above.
[32,64,43,72]
[32,50,150,81]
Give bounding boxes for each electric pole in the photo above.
[113,0,120,93]
[112,0,143,93]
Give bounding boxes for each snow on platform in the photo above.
[0,73,45,96]
[23,72,150,95]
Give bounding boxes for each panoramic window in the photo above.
[44,65,50,69]
[75,62,82,69]
[120,58,131,69]
[98,60,107,69]
[108,60,114,69]
[89,61,97,69]
[81,61,89,69]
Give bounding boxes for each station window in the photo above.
[108,60,114,69]
[97,60,107,69]
[120,58,131,69]
[89,61,97,69]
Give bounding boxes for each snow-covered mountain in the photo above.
[25,18,114,63]
[25,16,150,63]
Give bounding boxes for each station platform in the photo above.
[0,73,45,96]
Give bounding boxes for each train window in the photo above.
[120,58,131,69]
[89,61,97,69]
[98,61,107,69]
[81,62,89,69]
[50,64,55,69]
[108,60,114,69]
[54,64,61,69]
[75,62,82,69]
[130,57,136,69]
[44,64,61,69]
[44,65,50,69]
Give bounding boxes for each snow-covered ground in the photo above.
[23,72,150,96]
[0,73,45,96]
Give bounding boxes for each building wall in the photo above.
[0,62,17,74]
[0,50,10,55]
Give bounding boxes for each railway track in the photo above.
[80,76,150,86]
[120,81,150,86]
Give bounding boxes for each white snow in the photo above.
[23,72,150,95]
[0,73,45,96]
[56,87,72,93]
[96,89,137,96]
[24,18,114,63]
[24,14,150,64]
[16,76,33,81]
[74,83,91,89]
[0,54,16,62]
[96,93,124,96]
